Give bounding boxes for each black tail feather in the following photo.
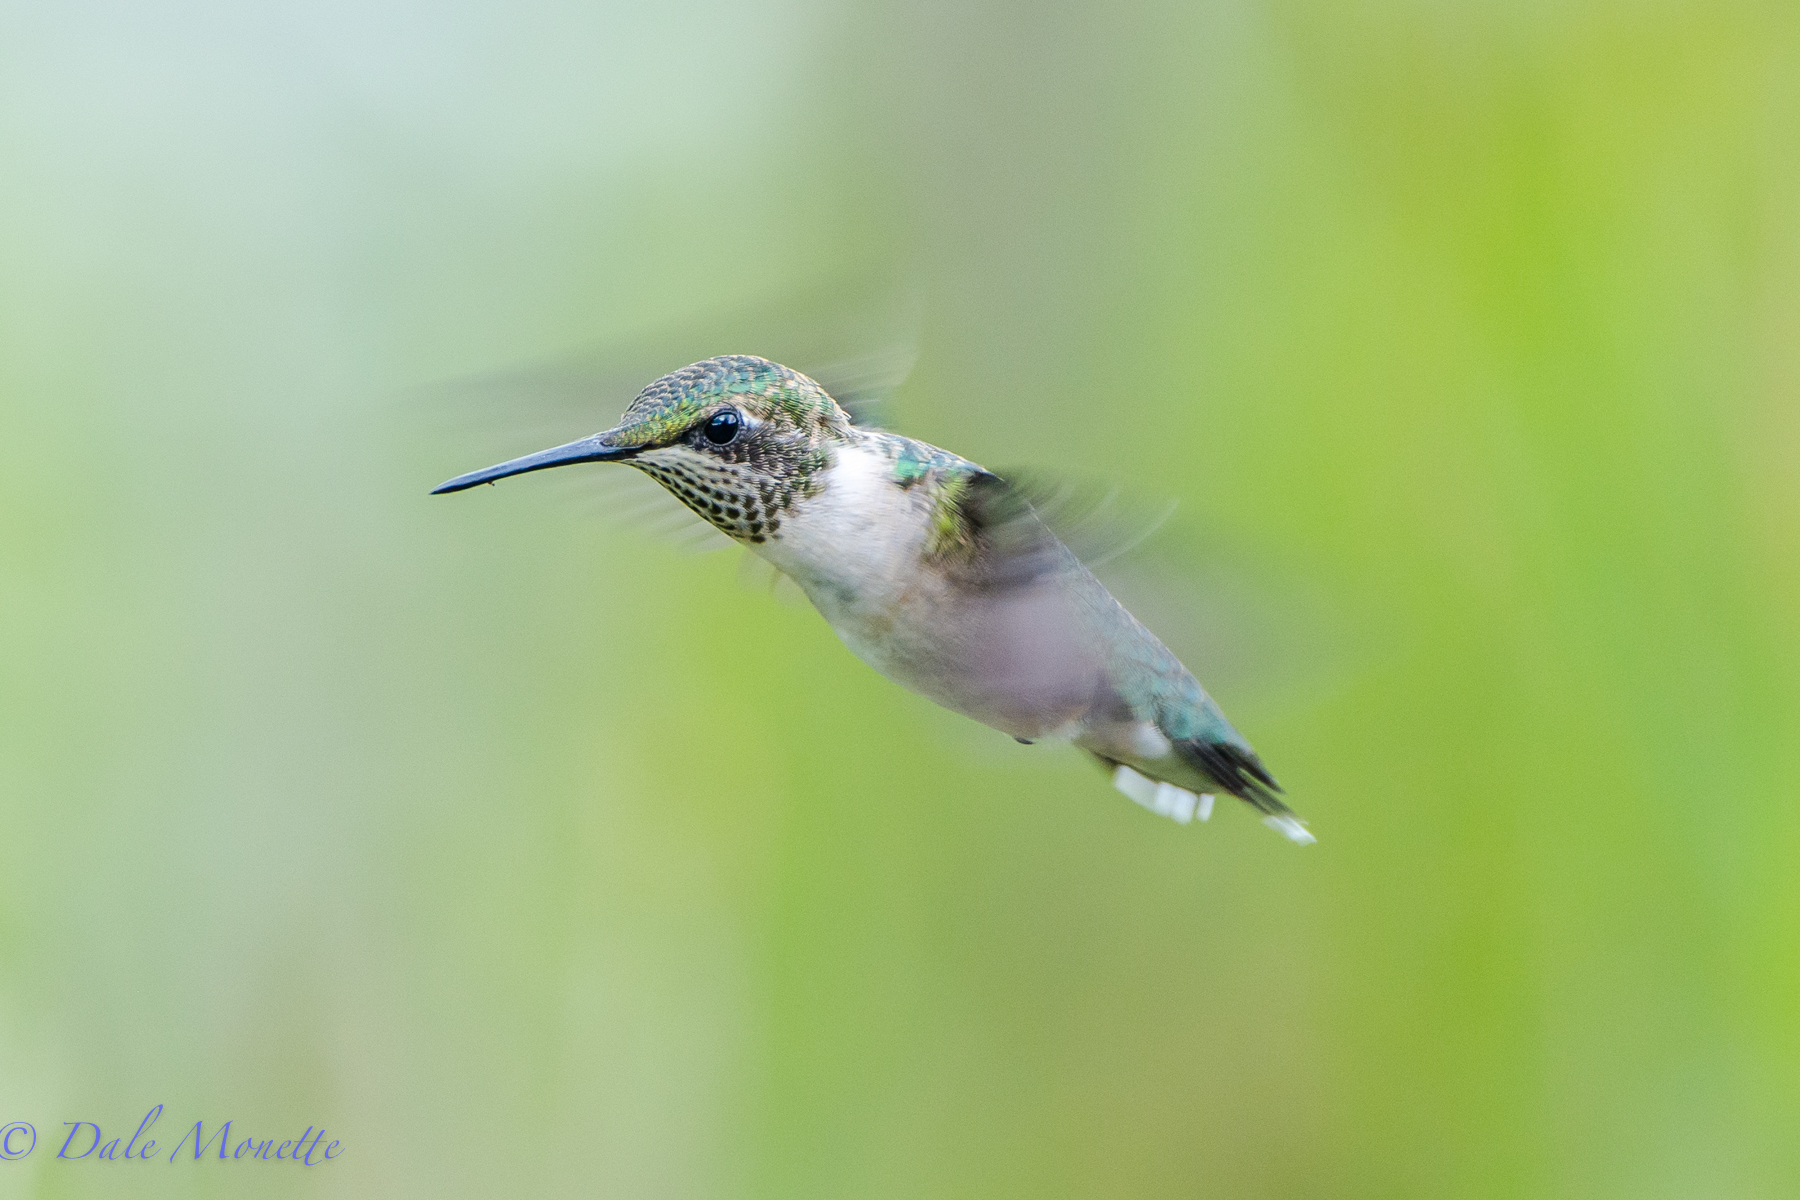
[1176,740,1291,817]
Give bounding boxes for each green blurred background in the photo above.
[2,0,1796,1196]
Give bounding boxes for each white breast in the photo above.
[753,444,1099,739]
[753,443,932,615]
[753,443,975,703]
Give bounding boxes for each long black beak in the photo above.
[431,434,638,494]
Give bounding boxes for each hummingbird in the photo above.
[434,355,1311,842]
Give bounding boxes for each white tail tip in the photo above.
[1111,764,1159,808]
[1156,782,1197,824]
[1112,766,1202,825]
[1114,766,1310,841]
[1261,814,1316,845]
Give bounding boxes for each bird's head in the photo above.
[433,355,856,542]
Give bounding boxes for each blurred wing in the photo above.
[957,467,1179,578]
[953,468,1342,710]
[806,345,916,429]
[412,278,917,438]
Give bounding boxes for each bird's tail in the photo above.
[1176,738,1314,844]
[1176,738,1288,816]
[1090,737,1314,843]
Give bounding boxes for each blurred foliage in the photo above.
[0,0,1796,1197]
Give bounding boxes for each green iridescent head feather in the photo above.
[607,355,852,449]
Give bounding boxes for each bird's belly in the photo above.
[809,574,1103,740]
[752,444,1107,739]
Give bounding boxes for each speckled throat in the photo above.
[630,442,827,544]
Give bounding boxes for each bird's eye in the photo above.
[703,408,742,446]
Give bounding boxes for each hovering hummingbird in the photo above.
[434,356,1311,842]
